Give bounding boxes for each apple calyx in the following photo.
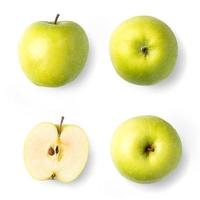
[51,173,56,179]
[145,144,155,154]
[141,46,149,56]
[54,14,60,24]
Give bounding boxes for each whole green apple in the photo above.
[110,16,178,85]
[111,116,182,183]
[19,14,89,87]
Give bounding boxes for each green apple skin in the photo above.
[111,116,182,183]
[19,20,89,87]
[110,16,178,85]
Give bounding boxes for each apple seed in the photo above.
[55,146,59,154]
[48,147,55,156]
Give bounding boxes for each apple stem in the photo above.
[59,116,64,135]
[54,14,60,24]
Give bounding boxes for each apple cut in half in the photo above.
[24,117,89,183]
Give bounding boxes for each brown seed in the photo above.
[48,147,55,156]
[55,146,59,154]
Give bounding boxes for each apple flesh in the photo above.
[110,16,178,85]
[24,117,89,183]
[19,14,89,87]
[111,116,182,183]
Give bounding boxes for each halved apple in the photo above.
[24,117,89,183]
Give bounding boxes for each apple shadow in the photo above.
[148,37,186,90]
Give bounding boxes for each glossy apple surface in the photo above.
[111,115,182,183]
[19,15,89,87]
[110,16,178,85]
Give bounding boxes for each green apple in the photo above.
[19,14,89,87]
[111,116,182,183]
[110,16,178,85]
[24,117,89,183]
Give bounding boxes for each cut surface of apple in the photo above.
[24,117,89,183]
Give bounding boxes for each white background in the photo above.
[0,0,199,199]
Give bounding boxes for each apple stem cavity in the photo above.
[54,14,60,24]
